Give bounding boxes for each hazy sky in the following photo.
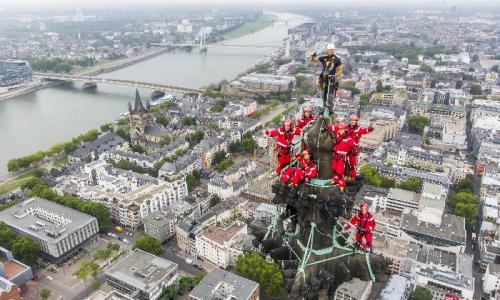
[1,0,499,7]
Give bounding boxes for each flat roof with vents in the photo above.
[0,197,97,243]
[105,249,177,293]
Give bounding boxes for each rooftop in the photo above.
[336,278,371,299]
[200,224,246,246]
[85,290,133,300]
[379,275,410,300]
[143,211,176,227]
[388,188,419,204]
[401,212,465,245]
[106,249,177,293]
[189,268,259,300]
[0,197,97,243]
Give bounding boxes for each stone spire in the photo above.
[133,89,146,113]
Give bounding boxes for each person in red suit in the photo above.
[265,119,301,174]
[345,202,376,251]
[329,123,356,191]
[296,106,316,129]
[281,148,318,186]
[346,115,373,178]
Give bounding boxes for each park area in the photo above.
[222,14,274,40]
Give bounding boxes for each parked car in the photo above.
[46,276,54,281]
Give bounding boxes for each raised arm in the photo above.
[265,129,280,138]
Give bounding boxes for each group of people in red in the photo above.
[264,107,317,185]
[265,107,373,191]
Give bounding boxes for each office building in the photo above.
[106,249,178,300]
[0,60,32,87]
[0,197,99,263]
[189,268,259,300]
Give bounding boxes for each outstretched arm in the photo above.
[310,52,320,63]
[345,214,358,230]
[358,125,374,135]
[265,129,279,138]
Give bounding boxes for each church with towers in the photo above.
[128,89,169,153]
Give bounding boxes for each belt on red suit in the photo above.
[277,146,290,154]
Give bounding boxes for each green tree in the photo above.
[470,84,482,95]
[115,127,131,142]
[74,261,90,282]
[133,236,163,256]
[241,137,257,154]
[455,80,463,89]
[0,221,16,250]
[186,130,205,147]
[92,280,101,290]
[380,176,396,188]
[360,93,370,106]
[156,115,169,127]
[339,80,361,95]
[491,65,499,73]
[186,171,201,192]
[471,54,479,62]
[360,166,383,187]
[161,284,177,300]
[210,100,229,112]
[449,191,479,224]
[209,194,221,207]
[12,236,39,266]
[411,286,433,300]
[212,151,227,166]
[419,64,434,73]
[100,123,114,133]
[182,116,197,126]
[408,115,429,134]
[40,287,51,300]
[235,252,286,297]
[216,159,234,172]
[398,177,422,192]
[454,202,478,225]
[457,178,474,193]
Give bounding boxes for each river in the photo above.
[0,12,309,176]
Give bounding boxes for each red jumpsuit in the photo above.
[327,125,356,189]
[296,116,316,129]
[266,127,301,174]
[281,154,318,185]
[346,125,373,178]
[345,211,376,250]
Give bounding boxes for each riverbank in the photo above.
[0,80,43,101]
[0,12,309,176]
[222,13,275,40]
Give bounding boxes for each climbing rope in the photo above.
[292,219,376,282]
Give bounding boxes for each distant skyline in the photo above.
[1,0,500,8]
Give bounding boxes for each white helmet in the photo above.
[327,43,335,50]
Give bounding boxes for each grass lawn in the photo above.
[0,170,39,196]
[54,155,69,168]
[222,14,274,40]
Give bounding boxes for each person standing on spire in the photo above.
[328,123,356,192]
[265,119,302,174]
[345,202,376,252]
[296,106,316,129]
[346,114,373,179]
[310,44,343,109]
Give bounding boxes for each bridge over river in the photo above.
[34,73,203,95]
